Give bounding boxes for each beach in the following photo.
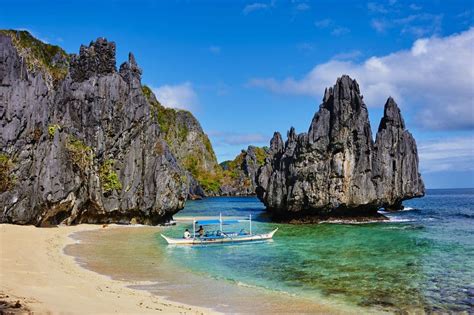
[0,224,215,314]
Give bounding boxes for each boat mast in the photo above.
[250,214,252,235]
[219,212,223,232]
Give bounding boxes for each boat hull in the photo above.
[161,228,278,245]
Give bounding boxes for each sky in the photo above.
[1,0,473,188]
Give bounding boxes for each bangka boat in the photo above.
[161,214,278,245]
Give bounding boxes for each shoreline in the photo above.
[64,224,386,314]
[0,223,216,314]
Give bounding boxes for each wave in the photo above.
[387,217,415,223]
[455,212,474,219]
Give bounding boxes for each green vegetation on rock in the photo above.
[66,136,93,171]
[254,147,268,166]
[99,159,122,193]
[142,85,221,194]
[0,154,15,192]
[48,124,61,139]
[0,30,69,83]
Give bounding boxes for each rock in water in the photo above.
[373,97,425,210]
[256,75,424,220]
[0,30,188,226]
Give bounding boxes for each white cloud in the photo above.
[409,4,422,10]
[152,82,198,111]
[314,19,332,28]
[419,136,474,173]
[209,45,221,54]
[295,3,310,11]
[248,28,474,130]
[371,19,388,33]
[314,19,350,36]
[332,50,363,60]
[331,27,350,36]
[367,2,388,14]
[243,2,269,15]
[371,13,443,37]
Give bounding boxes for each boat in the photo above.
[161,214,278,245]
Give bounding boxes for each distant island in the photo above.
[0,30,423,226]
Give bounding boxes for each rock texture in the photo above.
[256,75,424,220]
[0,31,188,226]
[219,146,268,196]
[142,86,219,198]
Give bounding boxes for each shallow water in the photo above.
[66,189,474,313]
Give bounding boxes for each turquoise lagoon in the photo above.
[68,189,474,313]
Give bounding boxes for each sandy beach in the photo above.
[0,224,216,314]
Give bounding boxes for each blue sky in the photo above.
[1,0,473,188]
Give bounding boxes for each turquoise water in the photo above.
[162,189,474,313]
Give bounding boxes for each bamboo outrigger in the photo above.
[161,214,278,245]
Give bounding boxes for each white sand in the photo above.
[0,224,217,314]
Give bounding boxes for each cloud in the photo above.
[248,28,474,130]
[371,13,443,36]
[371,19,388,33]
[395,13,443,37]
[314,19,350,36]
[367,2,389,14]
[409,4,422,10]
[243,2,270,15]
[209,45,221,55]
[209,131,268,145]
[419,136,474,173]
[297,42,315,54]
[152,82,198,111]
[331,27,350,36]
[314,18,332,28]
[295,3,310,11]
[332,50,363,60]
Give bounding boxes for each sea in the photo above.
[66,189,474,313]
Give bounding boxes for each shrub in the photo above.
[48,124,61,139]
[99,159,122,193]
[66,136,93,171]
[0,154,15,192]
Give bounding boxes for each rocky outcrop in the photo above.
[373,97,425,210]
[0,31,188,226]
[256,75,424,220]
[220,146,268,196]
[142,86,219,198]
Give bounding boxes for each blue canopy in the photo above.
[195,219,241,225]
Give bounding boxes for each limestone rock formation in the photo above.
[256,75,424,220]
[0,30,188,226]
[219,146,268,196]
[142,86,219,198]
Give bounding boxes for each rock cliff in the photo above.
[142,86,220,198]
[0,30,188,226]
[256,75,424,221]
[219,146,268,196]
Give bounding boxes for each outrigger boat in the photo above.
[161,214,278,245]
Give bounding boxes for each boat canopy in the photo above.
[195,219,241,225]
